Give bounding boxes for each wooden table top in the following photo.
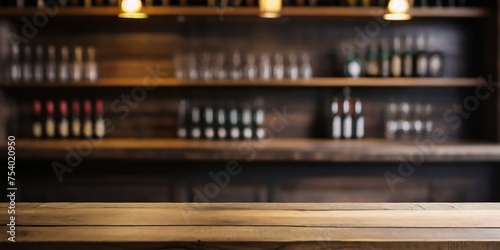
[1,202,500,244]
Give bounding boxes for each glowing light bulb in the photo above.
[259,0,282,18]
[119,0,148,18]
[121,0,142,13]
[383,0,411,21]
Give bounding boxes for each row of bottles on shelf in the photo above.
[329,88,365,139]
[384,100,434,140]
[0,0,476,8]
[4,44,99,84]
[32,99,105,139]
[345,35,444,78]
[174,51,313,81]
[177,99,266,140]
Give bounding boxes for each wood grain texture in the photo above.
[13,138,500,162]
[0,77,483,88]
[1,202,500,243]
[4,242,500,250]
[0,7,489,18]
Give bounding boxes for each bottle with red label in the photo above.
[59,100,70,138]
[45,100,56,138]
[83,99,93,138]
[32,100,43,138]
[72,100,81,138]
[95,99,106,138]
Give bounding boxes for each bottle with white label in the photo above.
[71,99,81,138]
[45,100,56,138]
[199,52,212,80]
[216,105,227,140]
[242,105,253,140]
[253,97,265,140]
[22,45,33,82]
[34,45,44,83]
[59,46,70,82]
[402,35,413,77]
[342,97,353,139]
[423,103,433,136]
[190,105,201,139]
[299,52,313,79]
[428,51,444,77]
[72,46,84,82]
[94,99,105,138]
[390,36,402,77]
[9,44,21,83]
[345,53,362,78]
[85,47,99,82]
[273,53,285,80]
[32,100,43,138]
[177,100,187,139]
[229,106,240,140]
[83,99,93,138]
[364,43,378,77]
[46,45,57,82]
[414,35,429,77]
[58,100,70,138]
[287,53,299,80]
[330,97,342,139]
[203,106,215,140]
[259,53,271,80]
[230,50,242,80]
[398,102,411,138]
[385,101,398,140]
[353,98,365,139]
[379,39,390,77]
[244,53,258,80]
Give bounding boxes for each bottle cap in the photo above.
[60,100,68,116]
[84,99,92,116]
[72,100,80,115]
[46,100,54,116]
[33,100,41,114]
[95,99,103,116]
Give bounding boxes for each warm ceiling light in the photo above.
[119,0,148,19]
[259,0,282,18]
[383,0,411,21]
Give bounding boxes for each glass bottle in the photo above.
[46,45,57,82]
[259,53,271,80]
[72,46,83,82]
[174,54,185,80]
[212,52,226,80]
[199,52,212,80]
[187,53,198,80]
[299,52,313,79]
[273,53,285,80]
[85,47,99,82]
[34,45,44,83]
[230,50,242,80]
[330,97,342,139]
[253,97,265,140]
[379,38,390,77]
[353,98,365,139]
[244,52,258,80]
[59,46,70,82]
[71,99,81,138]
[364,43,378,77]
[414,34,429,77]
[402,35,413,77]
[177,100,187,139]
[287,52,299,80]
[385,101,398,140]
[22,45,33,82]
[390,36,402,77]
[345,53,362,78]
[9,43,21,83]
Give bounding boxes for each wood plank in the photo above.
[12,138,500,162]
[10,208,500,228]
[0,7,489,18]
[6,226,500,242]
[14,202,500,210]
[0,77,483,88]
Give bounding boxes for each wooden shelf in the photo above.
[12,138,500,162]
[0,6,489,18]
[0,77,482,88]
